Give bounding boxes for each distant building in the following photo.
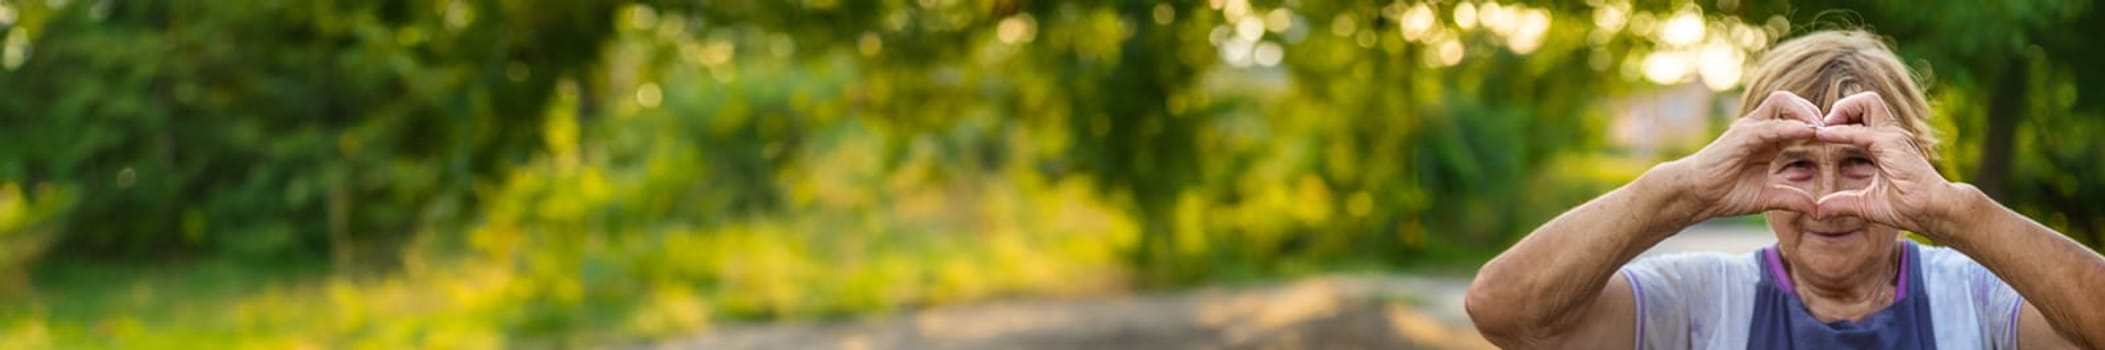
[1609,83,1737,160]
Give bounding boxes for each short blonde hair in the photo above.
[1738,30,1940,164]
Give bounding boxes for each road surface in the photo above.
[659,222,1773,349]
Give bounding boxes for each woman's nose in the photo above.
[1813,166,1841,197]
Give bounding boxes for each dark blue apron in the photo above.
[1747,241,1935,349]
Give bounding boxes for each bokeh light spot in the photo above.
[1153,3,1176,25]
[1660,10,1704,46]
[1455,3,1478,30]
[1642,50,1689,84]
[997,15,1038,44]
[1253,41,1284,67]
[636,82,663,108]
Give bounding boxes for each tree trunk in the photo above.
[1973,57,2026,199]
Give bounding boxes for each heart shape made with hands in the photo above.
[1683,90,1940,230]
[1754,91,1935,229]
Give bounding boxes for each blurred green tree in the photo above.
[0,0,621,266]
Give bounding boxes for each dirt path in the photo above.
[661,275,1490,350]
[659,223,1772,349]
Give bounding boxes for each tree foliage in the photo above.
[0,0,619,262]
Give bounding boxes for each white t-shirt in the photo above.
[1618,245,2024,349]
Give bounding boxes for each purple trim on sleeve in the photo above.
[2008,297,2024,347]
[1763,246,1795,295]
[1622,269,1646,349]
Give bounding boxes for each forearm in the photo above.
[1468,161,1701,336]
[1934,184,2105,347]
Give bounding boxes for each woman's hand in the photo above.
[1811,92,1968,236]
[1664,91,1823,222]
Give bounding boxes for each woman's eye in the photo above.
[1779,160,1815,180]
[1844,157,1877,177]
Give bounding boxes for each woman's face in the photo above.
[1764,139,1899,280]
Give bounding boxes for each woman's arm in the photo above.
[1937,187,2105,348]
[1814,92,2105,348]
[1466,92,1823,347]
[1464,164,1689,348]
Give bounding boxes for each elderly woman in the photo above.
[1465,30,2105,349]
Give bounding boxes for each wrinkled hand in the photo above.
[1811,92,1961,235]
[1674,91,1823,220]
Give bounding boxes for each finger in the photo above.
[1812,124,1895,150]
[1822,92,1896,127]
[1745,118,1820,146]
[1779,92,1825,126]
[1746,91,1825,126]
[1814,173,1890,222]
[1814,189,1873,221]
[1759,184,1817,214]
[1815,124,1924,168]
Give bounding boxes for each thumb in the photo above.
[1815,189,1874,221]
[1759,184,1816,214]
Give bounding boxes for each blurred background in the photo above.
[0,0,2101,348]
